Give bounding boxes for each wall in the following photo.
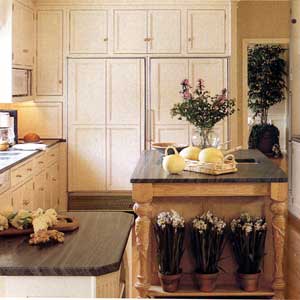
[236,0,290,146]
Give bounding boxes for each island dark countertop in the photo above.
[0,212,134,276]
[130,149,288,183]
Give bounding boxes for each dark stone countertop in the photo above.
[0,212,134,276]
[0,139,65,174]
[130,149,288,183]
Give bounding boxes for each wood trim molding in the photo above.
[241,38,290,148]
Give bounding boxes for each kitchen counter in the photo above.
[0,212,134,276]
[130,149,287,183]
[0,139,64,174]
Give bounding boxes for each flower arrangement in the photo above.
[170,79,235,130]
[191,211,227,275]
[154,210,185,275]
[230,213,267,275]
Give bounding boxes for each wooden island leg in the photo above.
[133,183,153,298]
[270,183,288,300]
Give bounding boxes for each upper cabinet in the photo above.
[36,10,63,96]
[113,9,181,54]
[114,10,148,54]
[13,1,34,67]
[69,10,108,54]
[187,9,227,54]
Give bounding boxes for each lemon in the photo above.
[180,146,201,161]
[198,147,224,163]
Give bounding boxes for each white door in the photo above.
[114,10,147,53]
[189,58,228,143]
[187,9,226,54]
[68,59,106,125]
[68,126,106,192]
[107,59,144,125]
[69,10,108,54]
[107,127,140,190]
[37,10,63,95]
[148,10,181,54]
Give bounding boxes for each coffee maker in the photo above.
[0,110,18,145]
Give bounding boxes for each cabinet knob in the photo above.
[16,174,22,178]
[22,49,29,53]
[103,37,108,42]
[292,18,297,24]
[39,187,44,191]
[38,161,44,164]
[52,178,57,182]
[144,37,148,42]
[27,168,32,171]
[188,37,193,42]
[58,80,62,84]
[23,200,30,205]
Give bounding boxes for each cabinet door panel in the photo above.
[34,170,47,209]
[12,180,34,211]
[151,59,188,125]
[114,10,147,53]
[68,59,106,125]
[107,59,143,125]
[108,127,140,190]
[68,126,106,191]
[70,10,108,54]
[47,163,59,209]
[149,10,181,54]
[21,4,34,66]
[0,191,12,209]
[188,10,226,54]
[37,10,63,96]
[155,126,190,145]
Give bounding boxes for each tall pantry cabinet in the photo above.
[68,59,144,191]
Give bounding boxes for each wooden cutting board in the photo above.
[0,215,79,237]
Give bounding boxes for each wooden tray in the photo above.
[0,215,79,237]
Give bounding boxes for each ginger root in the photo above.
[29,229,64,245]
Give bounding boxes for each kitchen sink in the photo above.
[235,158,259,164]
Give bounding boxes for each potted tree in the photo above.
[191,211,227,292]
[248,44,287,157]
[230,213,267,292]
[154,210,185,292]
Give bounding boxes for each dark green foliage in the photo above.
[248,44,287,124]
[154,223,185,275]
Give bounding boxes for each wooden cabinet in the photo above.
[150,58,227,145]
[148,10,181,54]
[0,191,12,209]
[114,10,148,54]
[36,10,63,96]
[13,0,34,67]
[113,9,181,54]
[187,9,227,54]
[34,170,47,209]
[69,10,108,54]
[12,178,34,210]
[46,163,59,209]
[68,58,144,192]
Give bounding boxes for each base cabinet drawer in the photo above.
[47,146,59,166]
[11,160,34,187]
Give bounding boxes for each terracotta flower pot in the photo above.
[195,272,219,292]
[158,272,182,292]
[237,272,260,292]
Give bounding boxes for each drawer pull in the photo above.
[22,49,29,53]
[23,200,30,205]
[39,187,44,191]
[0,184,2,187]
[16,175,22,178]
[50,154,55,157]
[38,161,44,164]
[103,37,108,42]
[27,168,32,171]
[52,178,57,182]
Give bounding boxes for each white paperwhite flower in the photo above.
[242,222,253,234]
[156,210,184,229]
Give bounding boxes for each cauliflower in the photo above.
[32,208,44,219]
[44,209,58,227]
[0,215,8,231]
[32,215,49,233]
[10,210,33,230]
[0,207,15,219]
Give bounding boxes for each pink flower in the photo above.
[181,79,190,86]
[183,90,192,100]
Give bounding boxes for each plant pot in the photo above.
[195,272,219,292]
[158,272,182,292]
[237,272,260,292]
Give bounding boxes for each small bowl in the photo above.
[152,142,188,155]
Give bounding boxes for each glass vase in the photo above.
[191,128,220,149]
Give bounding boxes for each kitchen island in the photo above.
[0,212,134,298]
[131,150,288,299]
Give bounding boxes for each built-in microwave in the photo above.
[12,68,32,97]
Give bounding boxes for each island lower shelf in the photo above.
[148,283,275,297]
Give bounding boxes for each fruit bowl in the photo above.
[152,142,188,155]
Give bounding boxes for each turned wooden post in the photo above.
[133,183,153,298]
[270,183,288,300]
